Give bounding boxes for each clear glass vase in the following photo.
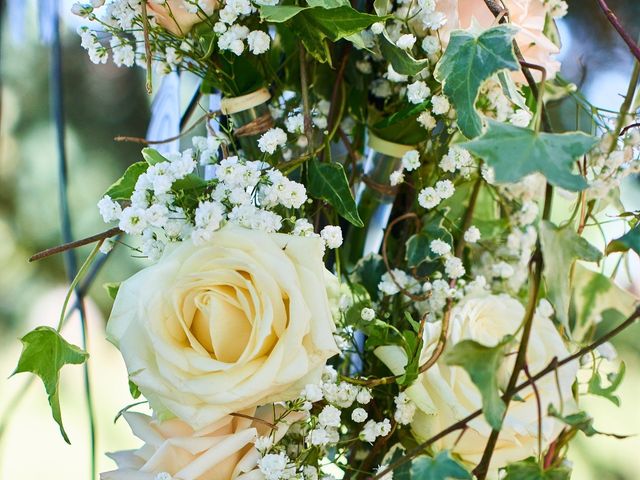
[221,88,273,160]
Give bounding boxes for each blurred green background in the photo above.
[1,1,640,479]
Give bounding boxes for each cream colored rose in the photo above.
[107,225,339,429]
[435,0,560,82]
[101,405,303,480]
[147,0,217,36]
[376,294,577,477]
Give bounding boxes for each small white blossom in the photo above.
[386,65,408,83]
[445,256,465,279]
[371,22,385,34]
[430,239,451,256]
[421,35,440,55]
[247,30,271,55]
[418,187,440,209]
[435,179,455,199]
[302,383,324,403]
[356,388,372,405]
[393,392,416,425]
[258,453,290,480]
[98,195,122,223]
[510,109,532,127]
[390,170,405,186]
[308,428,332,446]
[254,435,273,452]
[406,81,431,104]
[360,307,376,321]
[431,94,450,115]
[417,110,437,130]
[118,207,147,235]
[321,225,343,249]
[401,150,421,171]
[352,408,368,423]
[258,127,287,154]
[464,226,481,243]
[396,34,416,50]
[318,405,341,428]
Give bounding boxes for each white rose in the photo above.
[101,405,304,480]
[107,224,339,429]
[376,293,577,477]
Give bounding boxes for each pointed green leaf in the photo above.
[141,147,169,165]
[503,457,571,480]
[12,327,89,443]
[588,362,625,406]
[606,224,640,255]
[434,25,520,138]
[445,339,508,429]
[410,452,471,480]
[464,120,597,191]
[308,159,363,227]
[379,32,429,76]
[548,404,629,439]
[539,221,602,327]
[104,282,121,300]
[104,161,148,200]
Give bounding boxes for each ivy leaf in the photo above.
[12,327,89,443]
[308,159,363,227]
[463,121,597,191]
[104,161,148,200]
[260,5,382,63]
[141,147,169,165]
[588,362,625,406]
[606,224,640,255]
[434,25,520,138]
[548,404,629,439]
[539,221,602,328]
[379,32,429,76]
[445,339,508,429]
[351,253,386,300]
[503,458,571,480]
[405,216,453,268]
[410,452,471,480]
[374,100,430,130]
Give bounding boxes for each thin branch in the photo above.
[620,122,640,136]
[299,46,313,146]
[115,111,215,145]
[370,305,640,480]
[140,2,153,94]
[595,0,640,63]
[29,227,121,262]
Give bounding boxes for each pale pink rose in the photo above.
[147,0,217,36]
[436,0,560,82]
[101,405,304,480]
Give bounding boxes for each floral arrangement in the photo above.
[12,0,640,479]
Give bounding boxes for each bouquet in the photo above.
[12,0,640,479]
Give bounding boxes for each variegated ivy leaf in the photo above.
[463,120,597,191]
[410,452,471,480]
[434,25,520,138]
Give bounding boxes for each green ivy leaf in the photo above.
[379,32,429,76]
[308,159,363,227]
[588,362,625,406]
[352,253,386,300]
[260,5,381,63]
[410,452,471,480]
[141,147,169,165]
[503,457,571,480]
[548,404,629,439]
[104,161,148,200]
[434,25,520,138]
[606,224,640,255]
[539,221,602,328]
[373,99,430,130]
[463,121,597,191]
[12,326,89,443]
[445,339,508,429]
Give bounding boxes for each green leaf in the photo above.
[463,120,596,191]
[405,234,430,268]
[129,379,142,399]
[103,282,121,300]
[352,253,386,300]
[606,224,640,255]
[588,362,625,406]
[539,221,602,328]
[12,327,89,443]
[434,25,520,138]
[464,121,596,191]
[379,32,429,76]
[172,173,208,192]
[308,159,363,227]
[306,0,350,7]
[548,404,629,439]
[374,100,430,130]
[104,162,148,200]
[410,452,471,480]
[141,147,169,165]
[373,0,390,15]
[261,5,381,63]
[503,458,571,480]
[446,339,508,429]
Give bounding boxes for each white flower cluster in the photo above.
[439,146,476,178]
[417,179,455,209]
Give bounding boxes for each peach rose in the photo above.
[107,225,339,429]
[436,0,560,82]
[101,405,303,480]
[147,0,217,36]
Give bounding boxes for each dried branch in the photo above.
[29,227,121,262]
[595,0,640,63]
